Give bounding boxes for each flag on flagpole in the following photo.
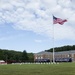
[53,16,67,25]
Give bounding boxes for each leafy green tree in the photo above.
[28,53,34,62]
[22,50,29,62]
[46,45,75,52]
[0,49,4,60]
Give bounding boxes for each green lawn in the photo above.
[0,63,75,75]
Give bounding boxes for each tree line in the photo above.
[45,45,75,52]
[1,45,75,63]
[0,49,34,63]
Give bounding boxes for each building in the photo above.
[0,60,7,64]
[34,50,75,62]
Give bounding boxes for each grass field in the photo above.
[0,63,75,75]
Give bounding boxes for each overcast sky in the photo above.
[0,0,75,53]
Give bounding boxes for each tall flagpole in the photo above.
[52,14,55,63]
[53,23,55,63]
[52,15,67,63]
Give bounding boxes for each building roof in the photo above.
[55,50,75,54]
[34,51,52,55]
[0,60,5,62]
[34,50,75,55]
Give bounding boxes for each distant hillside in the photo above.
[45,45,75,52]
[0,49,34,63]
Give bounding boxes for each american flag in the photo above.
[53,16,67,25]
